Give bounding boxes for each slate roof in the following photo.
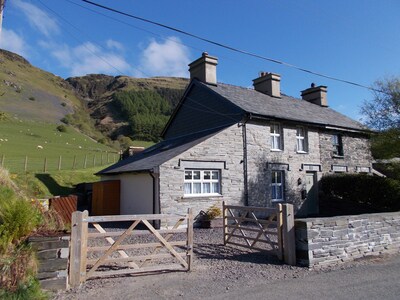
[97,127,225,175]
[202,81,367,131]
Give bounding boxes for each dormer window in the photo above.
[296,127,308,153]
[332,134,343,157]
[270,124,283,151]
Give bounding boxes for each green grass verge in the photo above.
[13,166,105,198]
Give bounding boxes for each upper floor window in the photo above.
[296,127,308,153]
[270,124,283,151]
[271,170,284,202]
[184,169,221,196]
[332,134,343,156]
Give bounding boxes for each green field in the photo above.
[0,118,119,173]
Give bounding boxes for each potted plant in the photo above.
[199,204,223,228]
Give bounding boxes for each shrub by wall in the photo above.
[319,174,400,216]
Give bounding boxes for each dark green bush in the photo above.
[56,124,67,133]
[319,174,400,216]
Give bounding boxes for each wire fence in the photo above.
[0,152,120,173]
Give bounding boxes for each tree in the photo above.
[361,77,400,131]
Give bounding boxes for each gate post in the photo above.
[69,210,89,288]
[186,208,194,270]
[276,204,283,260]
[222,201,227,246]
[281,204,296,265]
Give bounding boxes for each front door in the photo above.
[305,172,319,216]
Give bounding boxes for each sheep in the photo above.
[37,145,43,149]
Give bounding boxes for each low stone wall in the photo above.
[295,212,400,268]
[29,235,70,290]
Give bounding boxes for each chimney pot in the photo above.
[188,53,218,85]
[301,85,328,107]
[253,72,281,98]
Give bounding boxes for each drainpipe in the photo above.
[149,169,160,229]
[239,114,251,206]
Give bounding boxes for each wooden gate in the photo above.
[223,202,295,265]
[69,209,193,287]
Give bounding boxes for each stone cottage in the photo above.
[97,53,373,218]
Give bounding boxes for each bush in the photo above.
[319,174,400,216]
[28,96,35,101]
[0,186,42,253]
[56,125,67,133]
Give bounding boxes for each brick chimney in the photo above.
[301,83,328,107]
[188,52,218,85]
[253,72,281,98]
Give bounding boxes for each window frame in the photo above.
[332,134,344,157]
[271,170,285,202]
[296,126,308,153]
[270,123,283,151]
[184,169,221,197]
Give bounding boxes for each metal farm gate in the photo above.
[69,210,193,287]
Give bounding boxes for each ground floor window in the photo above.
[271,170,284,201]
[184,169,221,196]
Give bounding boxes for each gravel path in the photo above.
[53,227,392,300]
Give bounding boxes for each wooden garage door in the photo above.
[92,180,120,216]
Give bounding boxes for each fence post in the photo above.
[72,155,77,169]
[281,203,296,265]
[43,157,47,173]
[276,203,283,261]
[222,201,228,246]
[186,208,193,271]
[24,156,28,172]
[58,155,62,171]
[93,154,96,167]
[69,210,89,288]
[1,154,4,168]
[84,154,87,169]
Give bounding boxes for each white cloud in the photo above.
[106,39,124,51]
[41,41,133,77]
[138,37,191,77]
[0,29,28,57]
[13,0,59,37]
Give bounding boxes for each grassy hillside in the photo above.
[0,49,82,123]
[0,117,118,173]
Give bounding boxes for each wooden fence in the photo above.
[69,210,193,287]
[223,202,296,265]
[49,195,78,224]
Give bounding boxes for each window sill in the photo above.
[179,194,223,202]
[271,199,284,203]
[296,151,308,154]
[332,155,344,159]
[270,149,282,152]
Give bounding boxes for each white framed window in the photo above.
[184,169,221,196]
[270,124,283,151]
[271,170,284,202]
[296,127,308,153]
[332,134,344,156]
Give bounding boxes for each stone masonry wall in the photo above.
[29,235,70,290]
[319,132,372,174]
[295,212,400,268]
[159,124,244,220]
[246,121,322,214]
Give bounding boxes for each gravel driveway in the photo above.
[53,227,389,300]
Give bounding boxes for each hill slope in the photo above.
[0,49,188,146]
[0,49,81,122]
[66,75,188,140]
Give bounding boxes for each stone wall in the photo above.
[29,235,70,290]
[295,212,400,268]
[246,121,321,214]
[319,131,372,174]
[159,124,245,219]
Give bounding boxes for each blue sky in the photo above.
[1,0,400,121]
